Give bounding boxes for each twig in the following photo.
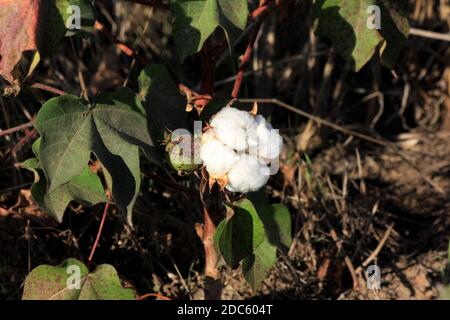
[357,224,394,272]
[94,21,148,65]
[325,218,359,290]
[88,201,110,265]
[0,122,34,137]
[119,0,170,9]
[137,293,171,300]
[30,82,66,96]
[215,52,325,87]
[238,98,446,194]
[410,27,450,42]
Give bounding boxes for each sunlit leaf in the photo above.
[314,0,409,71]
[171,0,248,61]
[22,258,136,300]
[34,89,154,223]
[217,199,265,268]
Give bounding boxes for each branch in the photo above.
[137,293,171,300]
[231,26,261,98]
[30,82,66,96]
[200,205,222,300]
[94,21,148,65]
[410,27,450,42]
[0,122,34,138]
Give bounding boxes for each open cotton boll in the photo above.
[200,138,237,177]
[210,107,254,151]
[213,126,248,151]
[210,107,254,129]
[226,154,270,193]
[248,115,283,160]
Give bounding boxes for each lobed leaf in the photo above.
[33,89,154,223]
[35,95,93,192]
[138,64,189,144]
[171,0,248,61]
[217,199,265,268]
[314,0,409,71]
[242,239,277,292]
[22,258,136,300]
[23,157,107,222]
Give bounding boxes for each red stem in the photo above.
[138,293,171,300]
[88,202,110,265]
[0,122,34,137]
[231,0,273,98]
[231,28,261,98]
[94,21,148,65]
[30,82,66,96]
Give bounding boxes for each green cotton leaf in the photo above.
[31,137,41,158]
[92,123,140,225]
[138,64,189,144]
[377,0,409,68]
[35,94,93,193]
[258,203,292,252]
[22,258,136,300]
[171,0,248,61]
[93,87,153,151]
[23,160,107,222]
[218,199,265,268]
[240,200,292,292]
[77,264,136,300]
[214,216,227,254]
[55,0,96,37]
[242,238,277,292]
[34,89,154,223]
[22,158,40,172]
[314,0,409,71]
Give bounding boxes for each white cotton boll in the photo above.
[214,126,248,151]
[210,107,255,151]
[200,138,237,177]
[226,154,270,193]
[248,115,283,160]
[211,107,254,129]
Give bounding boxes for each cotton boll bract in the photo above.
[200,136,237,178]
[226,154,270,193]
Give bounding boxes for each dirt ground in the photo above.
[152,128,450,300]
